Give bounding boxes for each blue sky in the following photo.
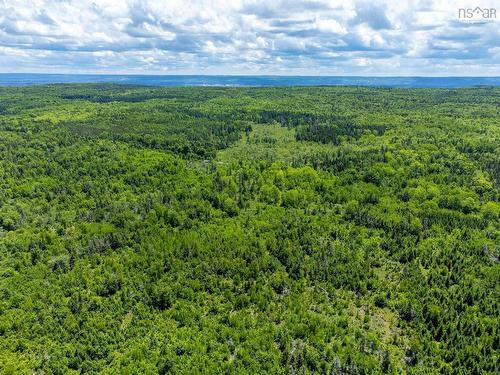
[0,0,498,75]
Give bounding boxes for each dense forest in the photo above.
[0,84,498,374]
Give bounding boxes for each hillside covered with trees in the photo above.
[0,84,498,374]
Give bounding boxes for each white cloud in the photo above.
[355,24,387,48]
[315,19,347,34]
[0,0,497,75]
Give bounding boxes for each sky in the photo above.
[0,0,498,76]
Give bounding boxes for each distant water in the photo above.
[0,73,499,88]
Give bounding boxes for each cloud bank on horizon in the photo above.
[0,0,498,75]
